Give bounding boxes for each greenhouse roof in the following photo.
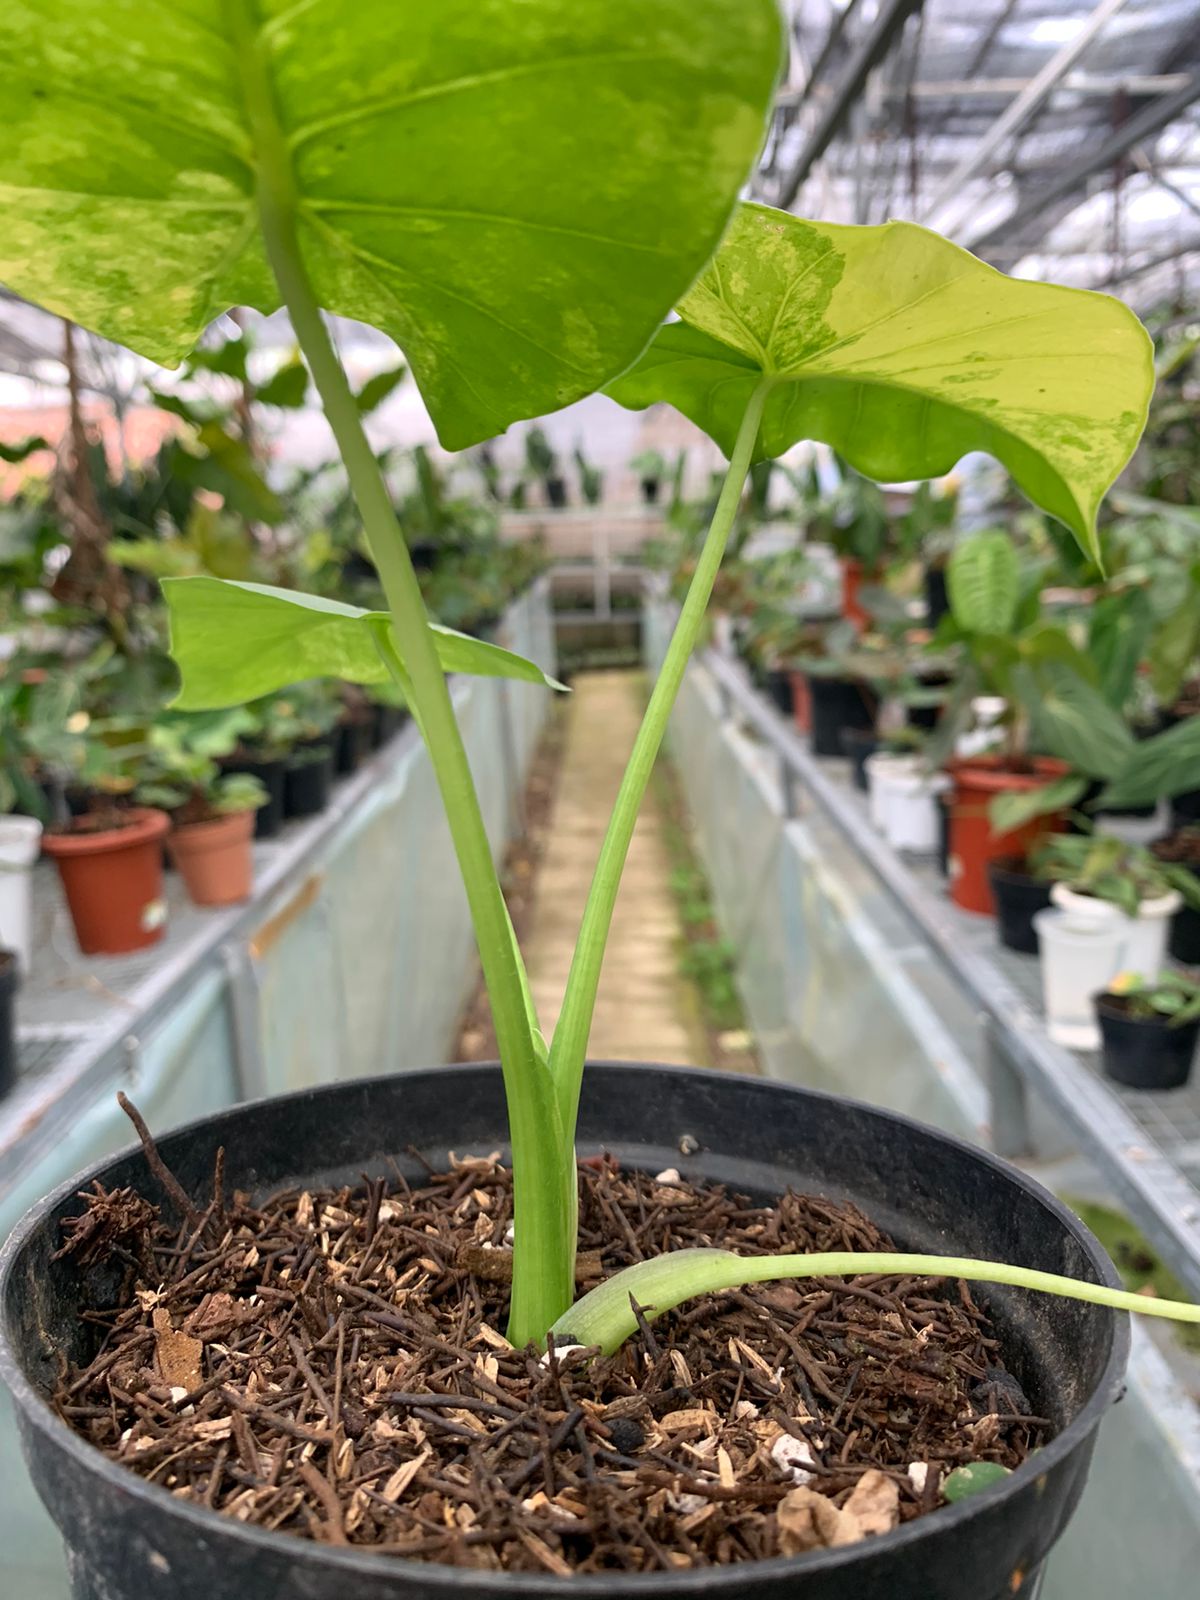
[763,0,1200,309]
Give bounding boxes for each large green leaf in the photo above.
[607,203,1153,557]
[1098,717,1200,809]
[948,532,1019,635]
[164,577,564,709]
[0,0,782,450]
[1027,661,1136,780]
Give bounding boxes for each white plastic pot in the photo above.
[865,751,915,830]
[1049,882,1180,977]
[0,816,42,975]
[1034,906,1127,1051]
[865,755,949,854]
[1092,800,1170,849]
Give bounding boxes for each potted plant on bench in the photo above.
[1,8,1196,1600]
[1094,969,1200,1090]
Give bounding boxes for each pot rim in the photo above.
[947,755,1070,794]
[0,814,44,866]
[169,809,257,843]
[1094,991,1200,1030]
[39,806,170,859]
[1050,883,1181,921]
[0,1062,1129,1596]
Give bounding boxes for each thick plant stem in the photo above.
[549,382,770,1127]
[225,0,575,1344]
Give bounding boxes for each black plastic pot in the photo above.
[924,565,950,628]
[1095,995,1200,1090]
[1172,789,1200,829]
[284,745,335,818]
[987,858,1054,956]
[222,755,286,840]
[807,674,878,758]
[840,726,880,792]
[369,703,408,748]
[1170,905,1200,965]
[763,667,793,718]
[335,715,373,777]
[0,949,16,1100]
[0,1065,1125,1600]
[1079,780,1157,824]
[937,788,951,877]
[545,477,568,509]
[906,673,951,734]
[640,477,660,505]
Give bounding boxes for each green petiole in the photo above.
[550,1247,1200,1356]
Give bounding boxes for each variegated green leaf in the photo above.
[0,0,782,449]
[607,203,1153,558]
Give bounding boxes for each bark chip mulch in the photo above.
[53,1124,1042,1574]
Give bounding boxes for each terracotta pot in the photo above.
[840,555,877,632]
[947,757,1069,915]
[42,808,170,956]
[167,811,255,908]
[787,670,812,733]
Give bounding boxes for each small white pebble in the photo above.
[504,1222,516,1245]
[377,1202,400,1223]
[169,1386,188,1404]
[771,1432,817,1484]
[670,1492,708,1516]
[539,1344,587,1367]
[908,1462,935,1495]
[654,1167,682,1185]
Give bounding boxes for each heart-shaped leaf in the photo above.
[0,0,782,449]
[607,203,1153,557]
[164,577,564,709]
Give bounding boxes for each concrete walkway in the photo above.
[525,672,709,1065]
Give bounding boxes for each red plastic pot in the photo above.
[167,811,255,908]
[42,808,170,956]
[840,556,877,632]
[787,670,812,733]
[947,757,1069,915]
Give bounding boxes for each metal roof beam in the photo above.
[967,70,1200,256]
[919,0,1132,224]
[890,72,1190,101]
[773,0,925,210]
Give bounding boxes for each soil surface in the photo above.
[1152,827,1200,867]
[55,1144,1042,1574]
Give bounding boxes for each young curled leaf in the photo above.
[163,577,565,710]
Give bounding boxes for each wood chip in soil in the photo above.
[54,1148,1043,1574]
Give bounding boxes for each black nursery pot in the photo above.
[807,674,878,758]
[284,745,335,819]
[987,858,1054,956]
[763,667,793,718]
[840,725,879,792]
[1170,903,1200,966]
[0,1065,1126,1600]
[1095,995,1200,1091]
[370,703,409,749]
[640,476,660,505]
[335,715,373,777]
[924,565,950,628]
[222,755,286,839]
[545,477,568,509]
[0,949,16,1100]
